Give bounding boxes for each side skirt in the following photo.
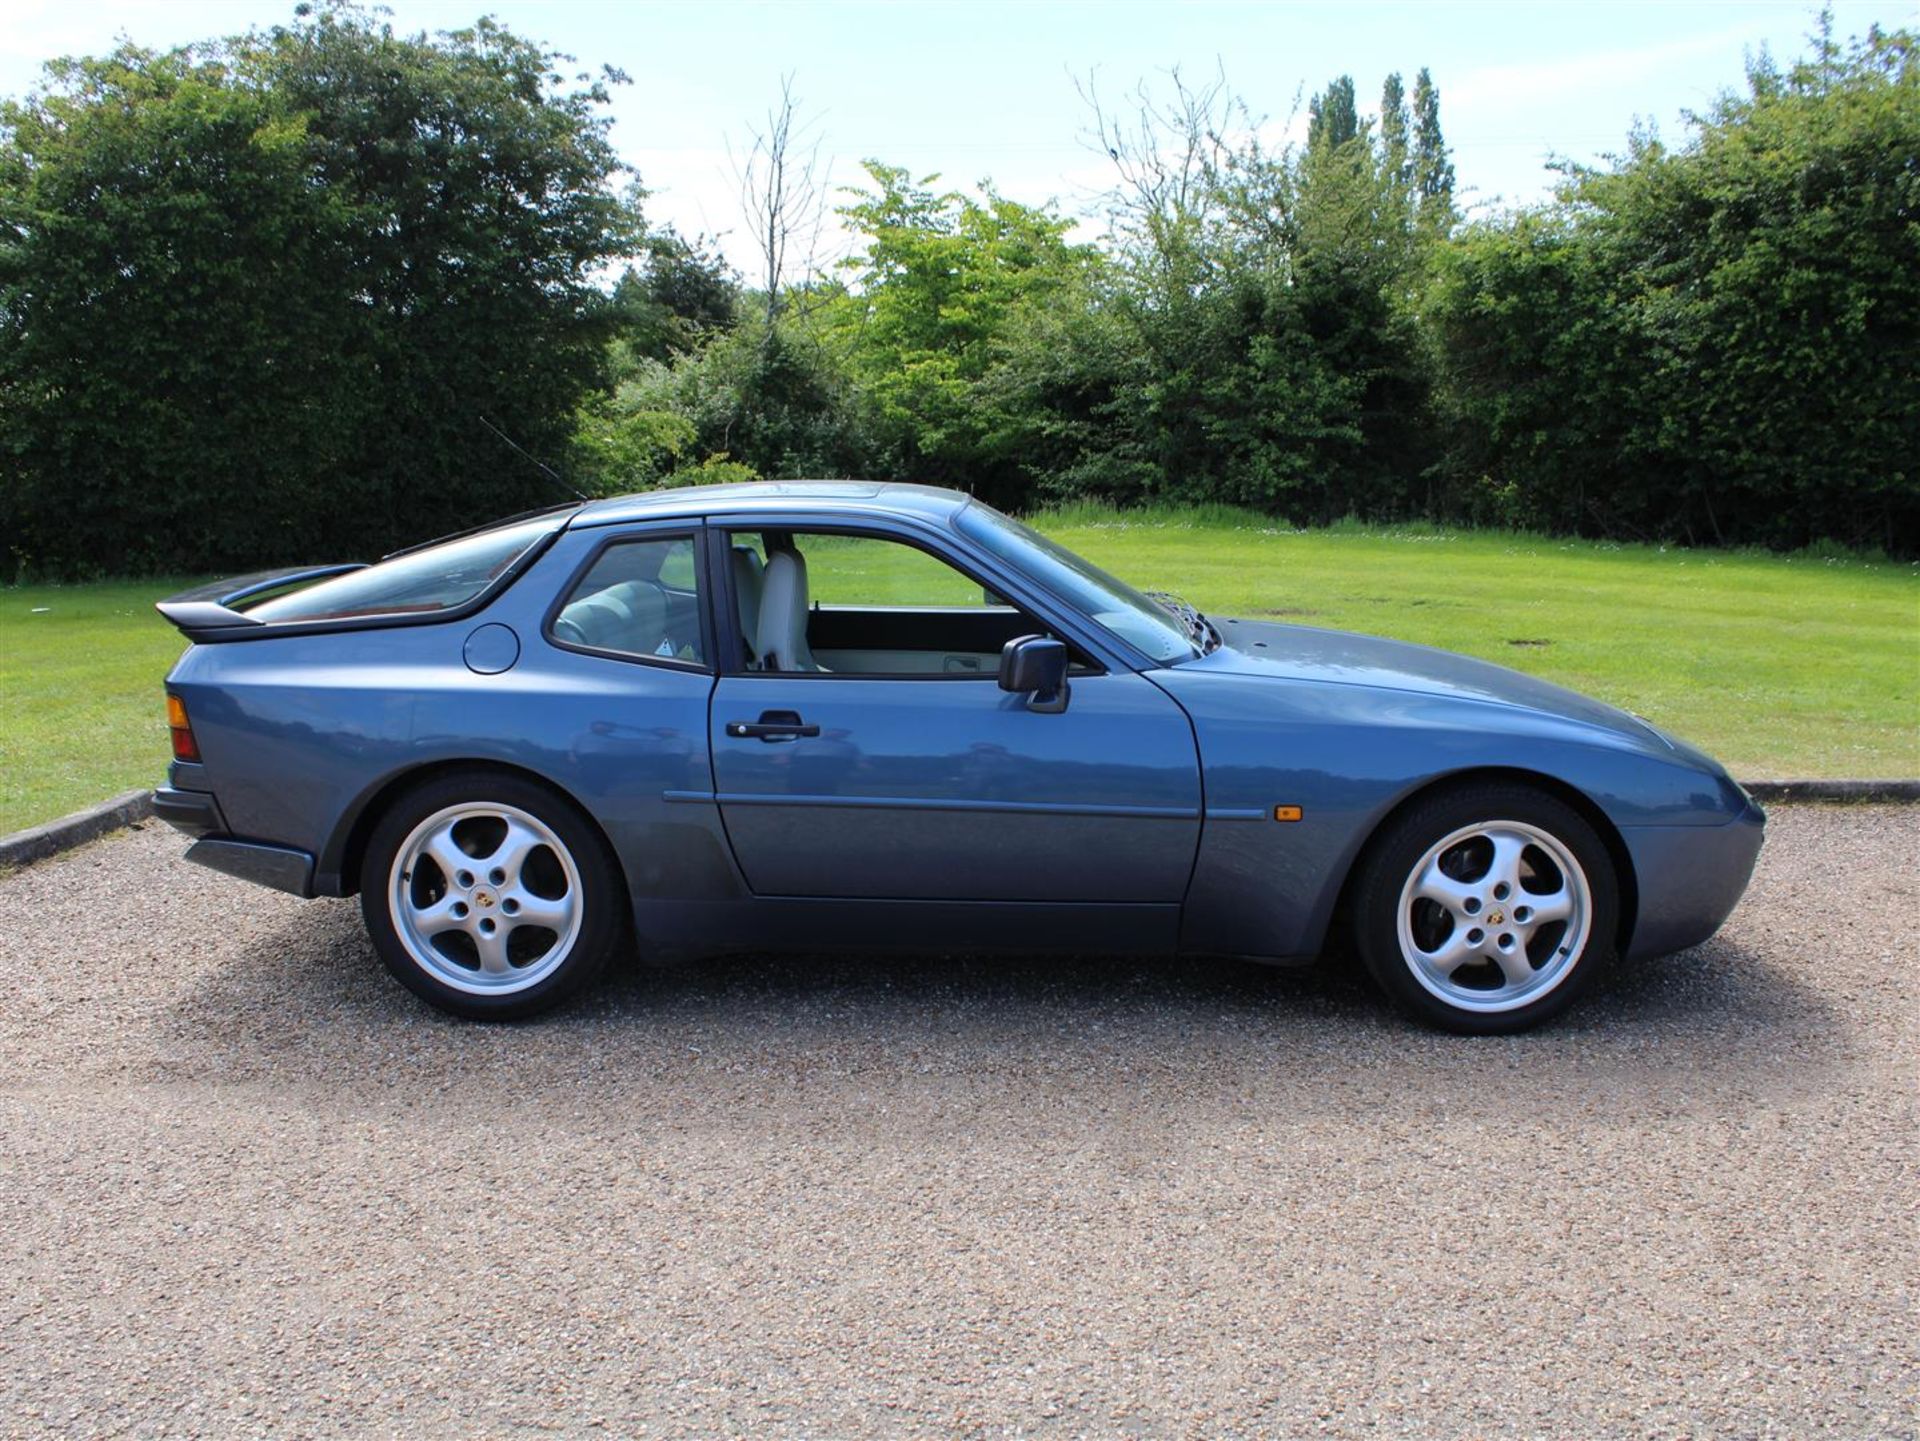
[628,897,1182,967]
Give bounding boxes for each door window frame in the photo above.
[702,515,1120,681]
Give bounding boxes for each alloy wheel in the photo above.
[387,802,584,996]
[1394,819,1593,1014]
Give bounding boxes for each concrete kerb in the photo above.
[1,778,1916,874]
[1739,779,1920,804]
[0,790,154,871]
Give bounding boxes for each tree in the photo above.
[605,229,738,364]
[829,162,1100,504]
[615,310,872,483]
[0,2,641,576]
[1,46,341,573]
[1079,64,1241,294]
[1307,75,1359,153]
[1072,68,1438,520]
[1078,69,1338,508]
[1294,72,1437,515]
[1379,73,1411,193]
[733,74,829,327]
[1411,67,1457,235]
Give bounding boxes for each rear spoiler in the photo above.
[155,564,366,639]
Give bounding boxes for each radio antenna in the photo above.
[478,415,587,502]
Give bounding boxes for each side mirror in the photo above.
[998,634,1070,714]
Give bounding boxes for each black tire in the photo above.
[359,769,626,1020]
[1350,781,1619,1035]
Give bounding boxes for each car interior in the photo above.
[729,530,1081,676]
[551,528,1088,676]
[550,538,705,662]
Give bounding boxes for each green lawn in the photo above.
[2,515,1915,833]
[1041,506,1917,783]
[1,577,210,834]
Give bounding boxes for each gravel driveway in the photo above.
[1,805,1914,1437]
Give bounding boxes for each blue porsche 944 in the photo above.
[152,482,1763,1032]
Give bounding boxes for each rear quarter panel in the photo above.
[166,529,740,911]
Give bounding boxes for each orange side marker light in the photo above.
[1274,804,1303,822]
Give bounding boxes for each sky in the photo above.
[1,0,1910,277]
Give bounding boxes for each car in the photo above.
[151,481,1765,1033]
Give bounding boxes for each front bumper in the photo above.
[1621,797,1767,960]
[153,786,316,898]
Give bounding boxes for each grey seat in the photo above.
[754,549,818,672]
[554,580,670,656]
[731,545,766,655]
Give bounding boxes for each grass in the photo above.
[1,578,204,835]
[1,514,1914,833]
[1038,505,1918,783]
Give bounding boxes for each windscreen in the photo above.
[245,516,561,624]
[954,503,1198,665]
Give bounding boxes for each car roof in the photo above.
[571,480,974,528]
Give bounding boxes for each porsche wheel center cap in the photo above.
[1488,908,1505,925]
[474,890,495,908]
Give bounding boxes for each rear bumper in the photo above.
[152,786,226,838]
[1621,798,1766,960]
[154,787,316,898]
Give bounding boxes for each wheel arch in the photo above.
[1324,766,1640,959]
[319,759,617,898]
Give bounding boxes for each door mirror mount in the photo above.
[998,635,1070,713]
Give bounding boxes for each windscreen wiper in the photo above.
[1146,590,1220,653]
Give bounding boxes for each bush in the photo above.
[1428,26,1919,552]
[603,317,874,484]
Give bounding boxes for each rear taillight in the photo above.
[166,694,200,762]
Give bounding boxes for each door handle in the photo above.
[725,710,821,741]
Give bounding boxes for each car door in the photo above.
[705,518,1202,902]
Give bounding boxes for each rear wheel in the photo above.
[360,771,624,1019]
[1351,782,1619,1034]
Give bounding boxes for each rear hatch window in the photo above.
[246,516,561,624]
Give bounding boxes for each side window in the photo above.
[730,528,1075,677]
[751,533,1014,609]
[552,535,705,665]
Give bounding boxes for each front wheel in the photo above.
[360,771,626,1020]
[1350,782,1619,1034]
